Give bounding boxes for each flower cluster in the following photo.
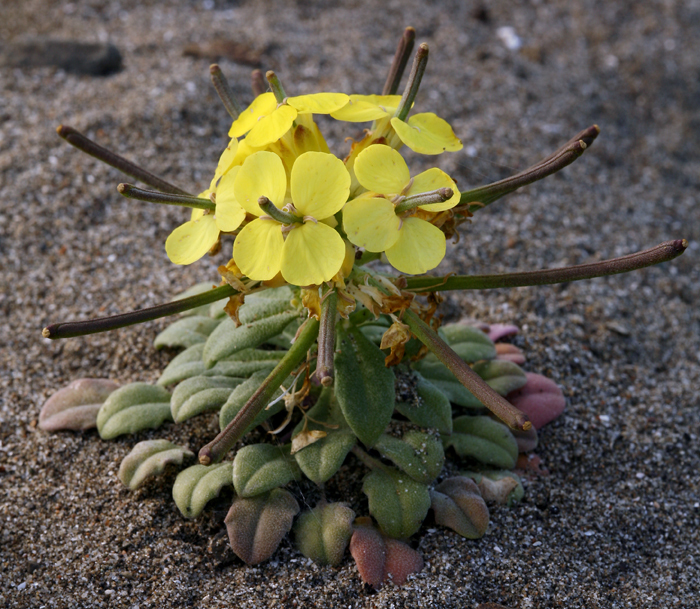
[164,71,463,287]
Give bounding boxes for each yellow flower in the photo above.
[165,138,246,265]
[331,94,462,155]
[232,150,350,286]
[342,144,460,275]
[229,92,349,149]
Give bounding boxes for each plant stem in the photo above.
[266,71,288,103]
[394,43,429,122]
[117,183,216,211]
[56,125,190,196]
[458,125,599,212]
[315,290,338,387]
[198,317,320,464]
[382,27,416,96]
[209,64,243,118]
[403,310,531,431]
[351,445,390,472]
[42,285,236,339]
[394,187,453,214]
[404,239,688,292]
[251,69,267,97]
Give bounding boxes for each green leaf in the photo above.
[238,291,295,324]
[218,370,285,431]
[446,415,519,469]
[172,462,233,518]
[334,324,395,447]
[118,440,193,490]
[96,383,172,440]
[202,311,299,367]
[170,376,245,422]
[430,476,489,539]
[157,343,285,387]
[154,316,222,349]
[294,502,355,566]
[440,323,496,361]
[413,360,485,409]
[471,360,527,395]
[233,443,302,498]
[362,467,431,539]
[293,389,355,485]
[374,431,444,484]
[395,372,452,434]
[225,488,300,565]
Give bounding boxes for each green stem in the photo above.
[382,27,416,96]
[394,187,453,214]
[199,317,320,464]
[404,240,688,292]
[315,290,338,387]
[42,285,236,339]
[117,183,215,211]
[258,197,301,224]
[56,125,190,196]
[351,445,390,472]
[403,310,531,431]
[209,64,243,118]
[394,43,429,122]
[458,125,599,213]
[266,70,288,103]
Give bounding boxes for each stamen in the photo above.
[302,215,318,224]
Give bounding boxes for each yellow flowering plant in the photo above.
[42,28,687,588]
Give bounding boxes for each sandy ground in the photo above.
[1,0,699,607]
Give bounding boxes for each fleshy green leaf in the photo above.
[238,289,295,324]
[154,316,222,349]
[395,372,452,434]
[118,440,193,490]
[362,467,431,539]
[172,462,234,517]
[413,360,485,409]
[446,416,519,469]
[334,324,395,447]
[233,443,302,497]
[440,323,496,358]
[225,488,300,565]
[218,370,285,431]
[293,388,355,484]
[157,343,285,387]
[294,502,355,566]
[472,360,527,396]
[374,431,444,484]
[202,311,298,367]
[39,378,119,432]
[430,476,489,539]
[170,376,245,422]
[96,383,172,440]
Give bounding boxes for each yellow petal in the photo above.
[233,218,284,280]
[228,92,277,138]
[215,167,246,231]
[280,222,346,286]
[290,151,350,219]
[190,207,206,222]
[330,94,401,122]
[165,214,219,265]
[287,92,349,114]
[245,104,297,148]
[342,193,401,252]
[354,144,410,195]
[385,217,446,274]
[407,167,461,212]
[390,113,463,155]
[234,151,287,215]
[213,137,239,181]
